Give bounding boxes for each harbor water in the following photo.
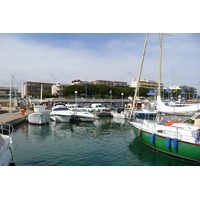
[13,116,200,166]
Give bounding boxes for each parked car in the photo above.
[91,104,106,112]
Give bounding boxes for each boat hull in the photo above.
[50,114,72,122]
[0,135,14,166]
[28,112,50,125]
[111,111,130,119]
[129,122,200,162]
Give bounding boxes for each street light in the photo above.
[9,74,14,113]
[121,93,124,109]
[75,91,78,104]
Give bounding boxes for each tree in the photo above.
[43,91,58,98]
[62,84,154,99]
[63,85,85,97]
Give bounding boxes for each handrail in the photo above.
[0,123,14,136]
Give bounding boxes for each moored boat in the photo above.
[129,33,200,162]
[72,108,99,122]
[130,116,200,162]
[134,109,157,118]
[111,108,131,119]
[0,123,15,166]
[50,103,74,122]
[28,105,50,125]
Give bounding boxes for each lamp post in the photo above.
[75,91,78,104]
[9,74,14,113]
[121,93,124,109]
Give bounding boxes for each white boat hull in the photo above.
[50,114,72,122]
[50,107,74,123]
[72,109,99,122]
[0,125,14,166]
[111,111,130,119]
[28,112,50,125]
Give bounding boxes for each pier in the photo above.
[0,111,27,127]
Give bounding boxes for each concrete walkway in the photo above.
[0,111,28,126]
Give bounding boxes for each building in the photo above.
[90,80,128,88]
[72,79,128,88]
[71,80,90,86]
[0,87,19,98]
[131,78,163,89]
[52,83,70,98]
[21,81,54,98]
[0,87,20,107]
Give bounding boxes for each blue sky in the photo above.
[0,1,200,92]
[0,33,199,92]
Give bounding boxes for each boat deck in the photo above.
[130,120,199,144]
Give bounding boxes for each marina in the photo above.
[0,111,199,166]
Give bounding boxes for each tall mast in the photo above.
[130,33,149,117]
[156,33,163,121]
[41,84,43,102]
[157,33,162,96]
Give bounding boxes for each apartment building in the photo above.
[131,78,163,89]
[21,81,54,98]
[0,87,19,98]
[72,79,128,88]
[52,83,70,98]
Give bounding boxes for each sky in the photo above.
[0,33,199,91]
[0,1,200,93]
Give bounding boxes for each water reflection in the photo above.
[27,124,51,143]
[13,116,200,166]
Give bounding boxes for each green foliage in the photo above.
[62,84,153,99]
[42,91,59,98]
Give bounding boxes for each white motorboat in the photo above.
[50,103,74,122]
[28,105,50,125]
[0,123,15,166]
[65,104,81,111]
[111,108,131,119]
[72,108,99,122]
[134,109,157,118]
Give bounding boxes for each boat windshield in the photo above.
[77,109,87,112]
[97,105,104,108]
[53,108,69,111]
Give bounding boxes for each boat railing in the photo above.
[158,125,197,141]
[0,123,14,137]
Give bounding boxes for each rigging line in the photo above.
[150,34,159,82]
[163,34,174,87]
[195,66,200,94]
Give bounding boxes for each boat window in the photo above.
[183,119,194,124]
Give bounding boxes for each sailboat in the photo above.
[129,33,200,162]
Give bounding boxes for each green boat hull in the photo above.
[130,124,200,162]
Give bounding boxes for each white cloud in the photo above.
[0,33,199,92]
[0,34,139,88]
